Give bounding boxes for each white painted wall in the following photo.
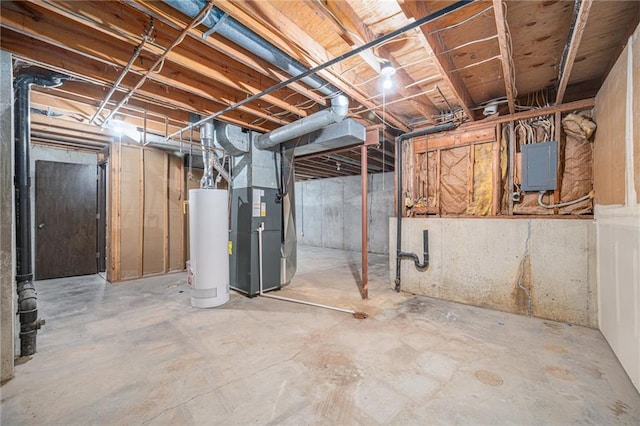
[390,218,597,328]
[594,25,640,393]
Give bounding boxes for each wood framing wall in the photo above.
[108,143,186,282]
[402,101,596,218]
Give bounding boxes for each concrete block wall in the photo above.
[390,218,598,328]
[295,173,393,254]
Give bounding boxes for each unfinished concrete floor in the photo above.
[1,246,639,424]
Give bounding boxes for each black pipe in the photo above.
[14,73,64,356]
[395,122,456,292]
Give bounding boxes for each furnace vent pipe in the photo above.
[14,73,64,356]
[200,122,229,187]
[394,122,456,292]
[254,94,348,150]
[163,0,339,97]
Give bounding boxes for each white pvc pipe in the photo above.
[257,222,355,315]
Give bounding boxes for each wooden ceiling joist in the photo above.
[32,0,313,119]
[492,0,516,114]
[0,3,299,127]
[1,31,280,132]
[325,0,440,125]
[128,0,328,107]
[213,0,410,131]
[398,1,478,121]
[555,0,594,105]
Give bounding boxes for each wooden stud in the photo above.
[468,144,475,207]
[556,0,594,104]
[163,153,169,273]
[493,0,516,114]
[492,124,502,215]
[436,150,442,216]
[507,121,515,215]
[553,111,563,214]
[138,148,145,278]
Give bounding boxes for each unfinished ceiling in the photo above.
[1,0,638,179]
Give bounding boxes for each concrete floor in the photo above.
[1,246,639,425]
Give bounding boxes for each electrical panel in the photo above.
[521,140,558,192]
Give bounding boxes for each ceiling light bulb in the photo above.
[383,77,393,90]
[380,61,395,77]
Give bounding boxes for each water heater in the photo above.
[188,188,229,308]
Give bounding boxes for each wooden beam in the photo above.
[1,4,296,125]
[29,0,311,118]
[213,0,410,131]
[492,0,516,114]
[30,90,188,136]
[1,30,278,132]
[454,98,596,131]
[129,0,327,107]
[326,0,440,124]
[555,0,593,105]
[303,0,380,73]
[553,111,562,214]
[398,1,476,121]
[492,124,502,215]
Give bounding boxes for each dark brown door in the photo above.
[35,161,97,279]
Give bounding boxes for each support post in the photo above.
[361,143,368,299]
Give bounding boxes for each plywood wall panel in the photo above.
[119,145,143,279]
[142,149,165,275]
[109,145,189,282]
[593,45,627,205]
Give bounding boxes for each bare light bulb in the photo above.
[383,77,393,90]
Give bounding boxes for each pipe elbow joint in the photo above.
[329,94,349,122]
[18,297,37,313]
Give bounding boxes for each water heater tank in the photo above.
[188,188,229,308]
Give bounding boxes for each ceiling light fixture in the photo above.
[380,61,396,77]
[380,61,395,91]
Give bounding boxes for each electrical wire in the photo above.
[431,5,494,33]
[440,34,498,54]
[537,190,594,209]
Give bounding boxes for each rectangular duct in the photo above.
[289,119,366,157]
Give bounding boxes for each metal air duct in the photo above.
[163,0,339,97]
[254,94,348,150]
[200,121,229,187]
